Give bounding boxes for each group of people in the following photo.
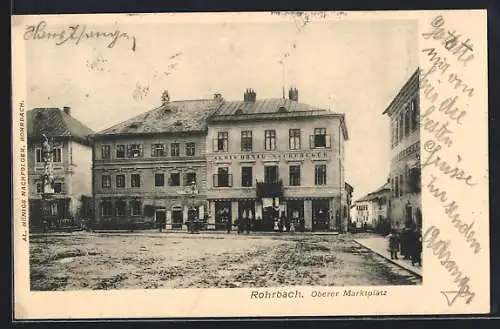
[223,214,306,234]
[387,227,422,266]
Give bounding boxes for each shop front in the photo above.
[214,200,232,230]
[312,199,330,232]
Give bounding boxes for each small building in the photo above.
[205,88,349,232]
[92,92,219,230]
[27,107,94,228]
[383,69,422,230]
[354,181,391,230]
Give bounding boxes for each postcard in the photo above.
[11,10,489,319]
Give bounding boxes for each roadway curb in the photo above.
[353,239,422,278]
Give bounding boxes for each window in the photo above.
[184,172,197,186]
[409,168,421,193]
[169,173,180,186]
[264,166,279,184]
[52,148,62,162]
[131,174,141,188]
[151,144,166,157]
[101,201,113,216]
[289,165,301,186]
[214,167,232,187]
[241,131,253,152]
[186,142,196,156]
[127,144,143,158]
[102,175,111,189]
[264,130,276,151]
[130,200,142,216]
[214,132,228,152]
[314,165,327,185]
[289,129,301,150]
[116,145,125,158]
[411,98,419,131]
[171,143,180,157]
[116,174,125,188]
[398,113,404,141]
[241,166,253,187]
[53,182,63,193]
[116,201,126,216]
[35,149,42,163]
[404,107,411,136]
[155,173,165,187]
[288,166,300,186]
[391,121,397,148]
[36,182,42,193]
[399,174,404,196]
[101,145,111,159]
[395,176,399,197]
[311,128,331,148]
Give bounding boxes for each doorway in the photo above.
[172,206,183,230]
[312,200,330,232]
[155,210,166,230]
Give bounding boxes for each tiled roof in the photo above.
[355,182,391,203]
[96,99,220,136]
[27,108,95,143]
[213,98,325,116]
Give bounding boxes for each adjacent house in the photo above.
[27,107,94,228]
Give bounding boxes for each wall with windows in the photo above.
[206,116,345,195]
[93,134,206,162]
[387,88,421,230]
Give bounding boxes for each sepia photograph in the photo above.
[24,14,422,291]
[12,10,489,318]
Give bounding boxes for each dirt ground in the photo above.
[29,231,421,291]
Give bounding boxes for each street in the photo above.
[29,232,422,291]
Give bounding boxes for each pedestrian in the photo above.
[289,219,295,233]
[226,216,232,234]
[273,217,279,232]
[411,229,422,266]
[387,229,400,260]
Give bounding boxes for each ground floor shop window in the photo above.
[215,201,231,230]
[312,200,330,232]
[171,206,183,229]
[130,200,142,216]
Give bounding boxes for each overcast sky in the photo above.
[25,14,418,200]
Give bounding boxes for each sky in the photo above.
[25,14,418,200]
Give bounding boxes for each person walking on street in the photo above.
[226,216,232,234]
[387,229,400,260]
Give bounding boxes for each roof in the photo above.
[382,68,420,116]
[96,99,220,137]
[27,108,95,144]
[355,182,391,203]
[210,98,349,140]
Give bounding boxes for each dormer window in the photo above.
[277,106,288,113]
[234,109,244,115]
[174,121,183,126]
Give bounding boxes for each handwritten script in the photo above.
[24,21,137,51]
[420,15,481,306]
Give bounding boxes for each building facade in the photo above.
[205,88,349,232]
[354,181,391,230]
[383,69,422,230]
[27,107,94,228]
[92,94,219,229]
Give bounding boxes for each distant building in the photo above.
[206,88,349,232]
[383,69,422,230]
[354,181,391,230]
[27,107,94,227]
[92,92,218,230]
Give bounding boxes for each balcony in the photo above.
[256,180,283,198]
[213,174,233,188]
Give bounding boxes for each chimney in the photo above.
[288,88,298,101]
[63,106,71,115]
[244,88,256,102]
[214,93,223,102]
